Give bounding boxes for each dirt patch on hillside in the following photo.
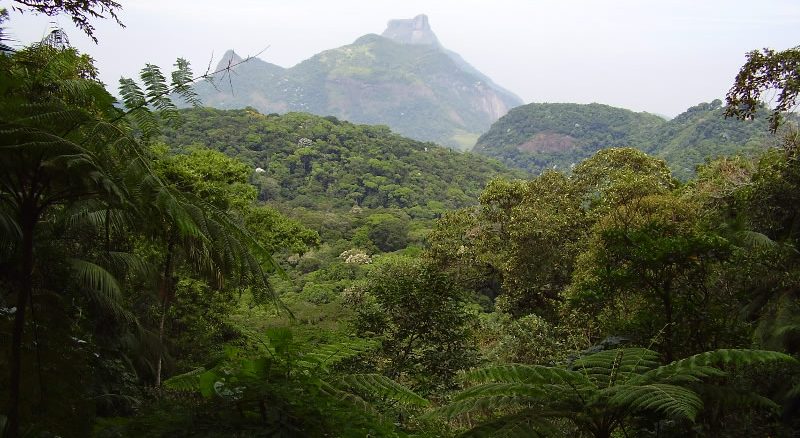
[517,132,577,153]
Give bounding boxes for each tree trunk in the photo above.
[154,241,175,388]
[154,296,169,387]
[661,281,674,363]
[6,204,36,438]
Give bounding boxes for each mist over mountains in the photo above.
[191,14,522,150]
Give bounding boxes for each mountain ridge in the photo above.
[190,14,523,150]
[473,100,774,179]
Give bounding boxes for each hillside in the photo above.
[473,100,773,178]
[161,107,522,213]
[190,14,523,150]
[644,100,773,178]
[473,102,665,173]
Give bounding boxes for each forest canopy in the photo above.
[2,3,800,438]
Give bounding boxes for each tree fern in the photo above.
[464,364,589,386]
[439,347,794,437]
[334,373,429,407]
[606,383,703,421]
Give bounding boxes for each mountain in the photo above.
[644,100,773,178]
[190,14,523,150]
[161,107,522,212]
[473,103,665,173]
[473,100,773,179]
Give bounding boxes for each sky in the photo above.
[3,0,800,117]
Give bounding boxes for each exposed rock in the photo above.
[381,14,441,46]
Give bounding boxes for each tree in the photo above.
[0,41,277,436]
[0,43,135,438]
[348,255,476,393]
[436,348,794,438]
[567,195,735,361]
[725,46,800,133]
[8,0,123,43]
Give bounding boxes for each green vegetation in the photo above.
[2,4,800,438]
[474,100,773,180]
[161,107,521,212]
[190,29,522,150]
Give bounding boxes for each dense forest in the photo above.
[2,2,800,437]
[474,100,775,180]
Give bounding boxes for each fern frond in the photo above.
[454,383,550,402]
[434,395,536,420]
[301,338,378,371]
[628,363,725,386]
[459,408,557,438]
[572,348,660,386]
[333,373,429,407]
[733,230,779,249]
[141,64,178,123]
[69,258,132,322]
[170,58,200,107]
[319,380,373,413]
[606,383,703,421]
[164,367,206,391]
[463,364,589,386]
[695,384,780,413]
[670,349,795,369]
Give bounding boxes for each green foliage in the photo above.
[151,329,424,437]
[474,101,771,179]
[8,0,123,43]
[349,255,477,393]
[161,107,520,211]
[437,347,794,437]
[726,46,800,132]
[568,194,738,360]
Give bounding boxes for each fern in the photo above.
[464,364,589,386]
[440,347,793,438]
[669,349,795,368]
[606,383,703,421]
[334,373,429,407]
[461,410,558,438]
[164,367,207,392]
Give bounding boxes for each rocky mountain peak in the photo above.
[215,49,244,71]
[381,14,441,46]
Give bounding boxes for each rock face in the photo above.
[189,15,523,150]
[382,14,441,46]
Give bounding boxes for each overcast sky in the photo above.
[3,0,799,117]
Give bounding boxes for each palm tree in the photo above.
[436,348,794,437]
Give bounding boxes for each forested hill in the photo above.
[647,100,773,178]
[161,107,522,212]
[473,102,664,173]
[474,100,773,179]
[189,14,523,150]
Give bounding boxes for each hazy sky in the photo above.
[4,0,799,117]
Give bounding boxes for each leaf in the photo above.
[463,364,589,386]
[607,383,703,421]
[164,367,206,391]
[334,374,428,407]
